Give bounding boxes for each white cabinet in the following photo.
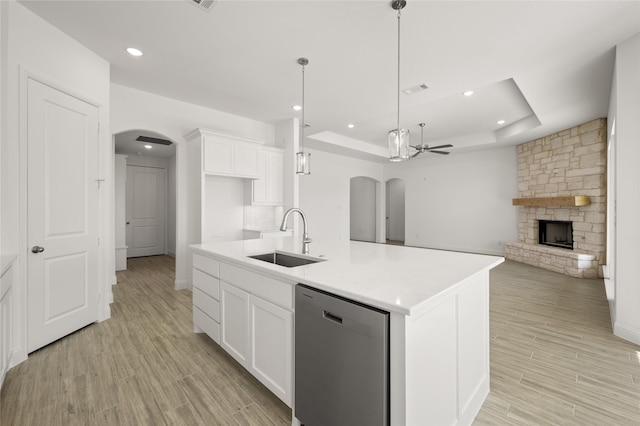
[220,282,250,364]
[214,259,293,407]
[198,130,262,178]
[250,147,284,206]
[1,262,14,387]
[192,253,221,343]
[249,294,292,403]
[191,250,294,407]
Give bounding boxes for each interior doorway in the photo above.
[386,178,405,244]
[350,176,377,242]
[113,130,177,271]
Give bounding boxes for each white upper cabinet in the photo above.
[187,128,264,179]
[250,147,284,206]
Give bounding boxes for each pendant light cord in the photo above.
[396,6,401,133]
[301,64,305,151]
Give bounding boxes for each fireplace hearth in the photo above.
[539,220,573,250]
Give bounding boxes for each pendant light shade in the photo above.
[389,128,410,162]
[296,57,311,175]
[388,0,410,162]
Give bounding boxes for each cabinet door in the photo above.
[235,143,260,177]
[249,295,293,406]
[204,138,234,175]
[220,282,249,365]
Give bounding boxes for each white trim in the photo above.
[614,321,640,346]
[174,279,189,290]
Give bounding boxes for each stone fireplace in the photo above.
[504,118,606,278]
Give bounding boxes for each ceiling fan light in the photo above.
[389,128,410,162]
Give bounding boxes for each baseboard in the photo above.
[174,279,189,290]
[167,250,176,258]
[10,346,27,369]
[614,321,640,345]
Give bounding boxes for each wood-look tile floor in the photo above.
[476,260,640,425]
[1,255,291,426]
[1,256,639,425]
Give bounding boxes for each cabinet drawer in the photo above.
[220,263,293,310]
[193,307,220,344]
[193,269,220,299]
[193,253,219,278]
[194,288,220,322]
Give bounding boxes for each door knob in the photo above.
[31,246,45,254]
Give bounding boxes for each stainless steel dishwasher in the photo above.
[295,284,390,426]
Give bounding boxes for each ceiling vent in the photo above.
[189,0,216,12]
[402,83,429,95]
[136,136,173,145]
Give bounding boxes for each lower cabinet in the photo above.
[248,294,292,405]
[220,282,250,364]
[192,251,294,407]
[219,276,293,407]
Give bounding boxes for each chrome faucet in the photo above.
[280,208,312,254]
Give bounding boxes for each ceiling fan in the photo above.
[410,123,453,158]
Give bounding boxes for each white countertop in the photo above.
[192,238,504,315]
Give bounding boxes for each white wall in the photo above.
[114,154,127,271]
[609,33,640,345]
[204,176,245,242]
[167,154,177,256]
[299,149,384,245]
[1,0,111,366]
[350,176,377,242]
[386,178,406,241]
[385,146,518,256]
[110,83,274,288]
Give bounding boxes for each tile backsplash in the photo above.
[244,205,284,230]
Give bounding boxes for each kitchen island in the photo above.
[190,238,503,425]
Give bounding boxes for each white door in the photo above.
[27,78,99,353]
[126,165,166,258]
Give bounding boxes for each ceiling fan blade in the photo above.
[410,151,422,158]
[428,150,450,155]
[427,144,453,150]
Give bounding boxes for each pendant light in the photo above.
[388,0,410,162]
[296,57,311,175]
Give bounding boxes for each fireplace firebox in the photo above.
[538,220,573,250]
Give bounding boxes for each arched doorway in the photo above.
[386,178,405,244]
[113,130,177,270]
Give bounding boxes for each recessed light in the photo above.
[497,120,506,125]
[347,123,355,129]
[463,90,474,97]
[144,144,153,149]
[126,47,143,57]
[292,105,302,111]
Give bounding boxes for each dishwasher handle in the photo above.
[322,310,343,325]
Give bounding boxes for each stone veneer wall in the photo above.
[505,118,606,278]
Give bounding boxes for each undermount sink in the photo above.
[248,252,325,268]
